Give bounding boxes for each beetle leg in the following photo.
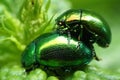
[79,25,83,39]
[77,25,83,41]
[76,41,81,50]
[92,49,101,61]
[67,31,71,45]
[76,25,83,49]
[89,44,101,61]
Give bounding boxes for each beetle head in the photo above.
[97,36,111,48]
[56,20,70,34]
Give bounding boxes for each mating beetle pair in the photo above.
[56,9,111,48]
[22,9,111,73]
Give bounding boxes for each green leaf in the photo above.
[44,0,51,13]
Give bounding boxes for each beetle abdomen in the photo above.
[81,9,111,47]
[22,32,94,71]
[37,42,93,67]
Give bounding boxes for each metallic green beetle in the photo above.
[56,9,111,48]
[21,32,94,71]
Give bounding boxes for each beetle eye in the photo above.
[58,22,62,26]
[57,20,65,26]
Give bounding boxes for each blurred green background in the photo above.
[0,0,120,80]
[69,0,120,76]
[69,0,120,70]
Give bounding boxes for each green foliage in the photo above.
[0,0,54,66]
[0,64,120,80]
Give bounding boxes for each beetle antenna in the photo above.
[78,9,83,41]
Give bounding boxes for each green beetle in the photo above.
[21,32,94,72]
[56,9,111,48]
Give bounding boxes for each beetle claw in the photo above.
[94,55,101,61]
[93,51,101,61]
